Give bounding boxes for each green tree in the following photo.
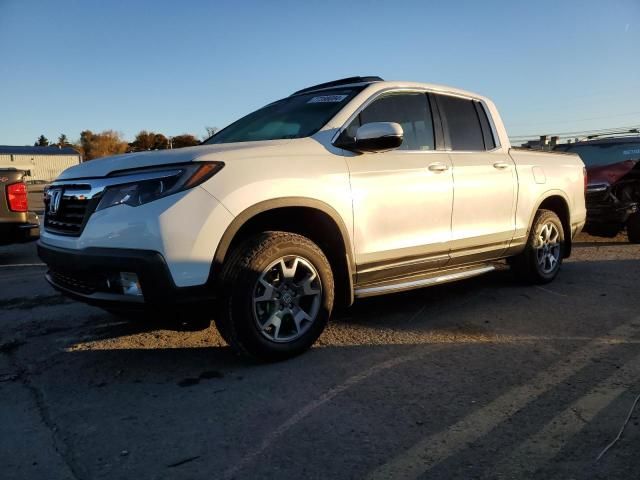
[34,135,49,147]
[171,134,200,149]
[57,134,71,147]
[79,130,128,160]
[129,130,169,152]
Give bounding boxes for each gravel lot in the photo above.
[1,233,638,479]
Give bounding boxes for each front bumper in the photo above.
[584,183,638,235]
[37,241,214,309]
[585,200,638,236]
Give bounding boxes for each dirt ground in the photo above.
[1,232,638,479]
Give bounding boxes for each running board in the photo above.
[354,265,495,298]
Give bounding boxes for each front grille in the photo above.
[49,268,106,295]
[44,185,96,236]
[586,191,609,205]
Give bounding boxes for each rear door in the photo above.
[435,94,517,265]
[340,91,454,284]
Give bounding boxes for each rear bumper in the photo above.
[572,220,585,238]
[0,214,40,245]
[37,241,214,309]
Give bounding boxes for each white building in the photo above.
[0,145,82,182]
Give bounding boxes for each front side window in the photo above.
[438,95,485,151]
[206,87,362,144]
[343,93,435,151]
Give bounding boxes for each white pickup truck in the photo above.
[38,76,587,360]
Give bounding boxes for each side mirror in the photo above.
[335,122,403,153]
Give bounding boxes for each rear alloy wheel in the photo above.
[216,232,334,361]
[535,222,562,274]
[627,212,640,244]
[511,209,565,284]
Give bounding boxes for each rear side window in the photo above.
[475,102,496,150]
[344,93,435,151]
[438,95,485,151]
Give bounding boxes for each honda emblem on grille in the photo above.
[48,189,63,215]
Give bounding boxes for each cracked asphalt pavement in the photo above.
[1,233,639,479]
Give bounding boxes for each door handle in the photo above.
[428,162,449,172]
[493,161,510,169]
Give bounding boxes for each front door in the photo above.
[340,92,454,284]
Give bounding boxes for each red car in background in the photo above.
[555,136,640,243]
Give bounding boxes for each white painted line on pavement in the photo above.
[366,319,640,480]
[0,263,46,268]
[486,352,640,478]
[222,344,448,480]
[535,285,568,297]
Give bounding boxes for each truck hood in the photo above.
[57,139,296,180]
[587,159,639,186]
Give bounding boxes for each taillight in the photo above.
[583,167,588,193]
[7,182,28,212]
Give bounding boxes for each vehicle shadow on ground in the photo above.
[572,240,632,247]
[72,268,510,345]
[0,242,39,265]
[5,237,639,479]
[57,256,639,376]
[25,331,640,480]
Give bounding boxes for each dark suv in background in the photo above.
[0,168,40,245]
[555,136,640,242]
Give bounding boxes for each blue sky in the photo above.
[0,0,638,145]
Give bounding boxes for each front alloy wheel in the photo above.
[253,256,323,343]
[216,231,334,361]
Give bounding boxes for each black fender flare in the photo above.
[209,197,356,303]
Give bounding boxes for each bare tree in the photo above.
[204,126,218,139]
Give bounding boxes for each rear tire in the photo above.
[510,209,565,284]
[215,231,334,361]
[627,213,640,244]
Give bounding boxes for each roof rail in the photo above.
[292,76,384,96]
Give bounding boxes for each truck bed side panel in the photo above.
[508,149,587,245]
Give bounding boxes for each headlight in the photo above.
[96,162,224,211]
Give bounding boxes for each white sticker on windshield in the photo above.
[307,95,348,103]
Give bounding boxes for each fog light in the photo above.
[118,272,142,296]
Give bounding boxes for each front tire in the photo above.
[510,209,565,284]
[215,232,334,361]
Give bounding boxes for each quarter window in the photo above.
[344,93,435,151]
[438,95,485,151]
[475,102,497,150]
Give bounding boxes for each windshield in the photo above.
[205,87,362,144]
[556,140,640,167]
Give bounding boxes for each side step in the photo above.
[354,264,495,298]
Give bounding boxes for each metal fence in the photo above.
[0,153,81,183]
